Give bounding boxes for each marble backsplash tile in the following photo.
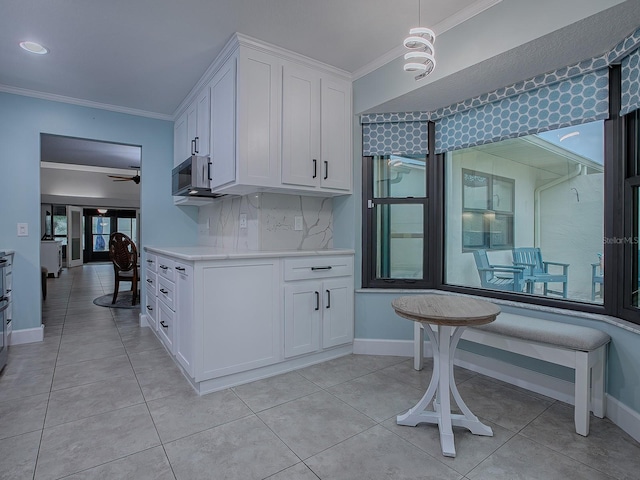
[198,193,333,250]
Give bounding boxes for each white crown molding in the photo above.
[0,84,173,121]
[172,32,352,120]
[351,0,503,81]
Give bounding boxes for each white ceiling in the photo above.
[0,0,479,117]
[1,0,639,120]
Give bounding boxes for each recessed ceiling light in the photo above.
[19,41,48,55]
[559,131,580,142]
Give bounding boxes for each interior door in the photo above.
[67,206,83,268]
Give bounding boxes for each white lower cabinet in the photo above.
[175,262,194,377]
[157,300,174,353]
[196,260,280,381]
[283,257,354,358]
[142,249,353,394]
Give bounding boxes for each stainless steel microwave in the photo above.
[172,155,222,197]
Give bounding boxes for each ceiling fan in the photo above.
[108,166,140,184]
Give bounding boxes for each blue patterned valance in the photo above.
[621,48,640,116]
[435,69,609,153]
[361,112,429,156]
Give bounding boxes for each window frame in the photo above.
[461,169,515,252]
[360,65,640,325]
[361,121,437,289]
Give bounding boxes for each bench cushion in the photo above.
[471,313,610,351]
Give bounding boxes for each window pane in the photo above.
[446,121,604,303]
[493,178,514,212]
[92,217,110,252]
[375,204,423,279]
[373,155,426,198]
[463,171,489,209]
[53,215,67,236]
[633,188,640,307]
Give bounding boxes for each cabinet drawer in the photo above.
[157,256,175,281]
[144,286,157,327]
[145,270,157,294]
[157,301,175,353]
[145,253,158,272]
[157,276,175,311]
[283,255,353,281]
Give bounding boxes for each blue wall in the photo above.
[0,92,198,332]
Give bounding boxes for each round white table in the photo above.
[392,294,500,457]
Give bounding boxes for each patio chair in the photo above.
[473,249,526,292]
[512,247,569,298]
[109,232,139,305]
[591,259,603,301]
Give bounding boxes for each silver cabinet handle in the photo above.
[146,279,153,284]
[311,266,332,271]
[160,321,168,329]
[146,305,153,311]
[175,266,185,272]
[159,288,168,294]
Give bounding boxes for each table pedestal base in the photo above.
[397,324,493,457]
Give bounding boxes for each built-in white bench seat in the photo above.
[413,312,611,436]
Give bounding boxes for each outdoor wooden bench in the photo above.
[413,312,611,436]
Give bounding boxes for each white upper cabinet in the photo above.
[211,47,282,194]
[173,89,210,166]
[320,78,352,191]
[174,34,352,198]
[173,111,189,167]
[282,63,352,193]
[194,89,210,157]
[209,56,237,190]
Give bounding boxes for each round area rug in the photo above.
[93,291,140,309]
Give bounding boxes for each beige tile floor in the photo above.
[1,264,640,479]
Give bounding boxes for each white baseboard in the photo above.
[605,394,640,442]
[10,325,45,345]
[353,337,640,442]
[139,313,153,328]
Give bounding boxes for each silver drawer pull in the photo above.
[159,288,168,294]
[175,266,185,271]
[146,305,153,311]
[146,279,153,284]
[311,266,332,271]
[160,321,168,329]
[146,259,154,263]
[159,265,168,270]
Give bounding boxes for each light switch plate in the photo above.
[294,216,303,231]
[17,223,28,237]
[239,214,247,229]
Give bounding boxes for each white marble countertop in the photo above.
[144,245,355,261]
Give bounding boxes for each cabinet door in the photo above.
[281,63,320,187]
[174,110,189,166]
[320,78,352,191]
[195,89,210,157]
[284,282,321,358]
[175,262,194,377]
[210,57,237,190]
[199,261,280,380]
[236,48,281,188]
[322,278,354,349]
[157,301,175,354]
[144,285,157,330]
[186,103,197,156]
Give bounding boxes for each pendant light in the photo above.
[403,0,436,80]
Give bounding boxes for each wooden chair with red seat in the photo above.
[108,232,139,305]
